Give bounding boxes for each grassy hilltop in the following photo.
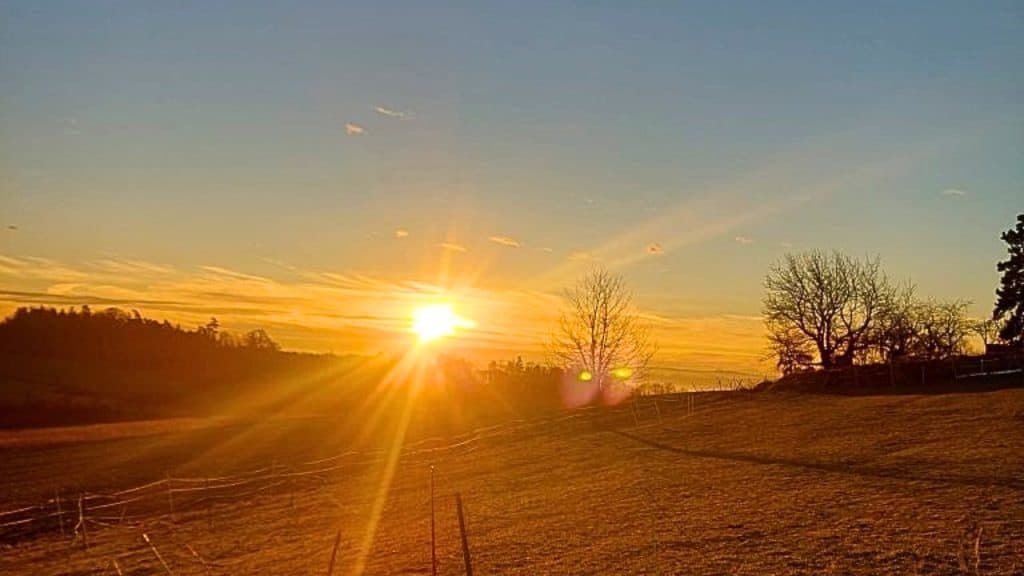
[1,389,1022,575]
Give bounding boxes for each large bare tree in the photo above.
[550,269,656,390]
[763,251,893,369]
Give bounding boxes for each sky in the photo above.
[1,1,1021,377]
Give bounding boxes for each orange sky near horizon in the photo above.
[0,254,770,376]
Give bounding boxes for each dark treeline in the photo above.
[0,307,571,428]
[0,306,360,426]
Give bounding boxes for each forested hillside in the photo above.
[0,307,568,428]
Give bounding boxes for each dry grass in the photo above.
[1,390,1022,574]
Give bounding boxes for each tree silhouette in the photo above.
[764,251,893,369]
[993,214,1024,344]
[971,318,1002,348]
[912,299,971,360]
[243,328,280,350]
[871,282,919,362]
[549,269,656,391]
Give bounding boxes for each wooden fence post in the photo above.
[272,459,279,497]
[77,494,88,549]
[55,488,65,538]
[205,478,212,529]
[327,529,342,576]
[430,465,437,576]
[455,493,474,576]
[166,472,174,522]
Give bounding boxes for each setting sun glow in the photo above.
[411,304,474,342]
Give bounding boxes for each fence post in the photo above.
[327,529,342,576]
[920,363,926,387]
[77,494,88,549]
[455,493,474,576]
[205,477,212,529]
[272,458,279,497]
[55,488,65,538]
[430,465,437,576]
[165,472,174,521]
[289,471,295,509]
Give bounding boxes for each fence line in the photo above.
[0,396,694,541]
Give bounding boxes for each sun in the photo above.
[411,303,474,342]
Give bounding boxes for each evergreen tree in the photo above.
[993,214,1024,344]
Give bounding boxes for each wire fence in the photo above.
[766,353,1024,392]
[0,394,703,544]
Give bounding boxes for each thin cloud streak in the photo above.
[374,106,410,119]
[488,235,522,248]
[439,242,467,253]
[0,255,769,372]
[533,127,941,287]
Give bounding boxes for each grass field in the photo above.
[1,389,1023,574]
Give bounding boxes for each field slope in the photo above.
[1,390,1022,575]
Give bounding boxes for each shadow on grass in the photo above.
[610,429,1024,491]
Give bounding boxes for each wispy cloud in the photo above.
[93,258,175,276]
[533,127,933,287]
[374,106,411,119]
[646,243,664,256]
[941,188,967,197]
[734,236,753,245]
[394,229,409,239]
[439,242,467,253]
[345,123,365,136]
[488,235,522,248]
[0,254,771,373]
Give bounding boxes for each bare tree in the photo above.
[765,322,816,375]
[550,269,656,390]
[763,251,893,369]
[912,299,971,359]
[871,282,918,363]
[971,318,1003,348]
